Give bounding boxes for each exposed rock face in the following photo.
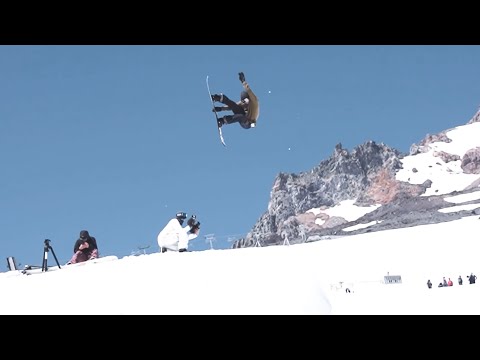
[232,107,480,250]
[233,141,428,248]
[433,151,461,163]
[409,132,451,155]
[467,108,480,124]
[461,148,480,174]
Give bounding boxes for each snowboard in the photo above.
[206,76,226,147]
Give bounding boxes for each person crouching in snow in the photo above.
[157,212,200,253]
[67,230,99,264]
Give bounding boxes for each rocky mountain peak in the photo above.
[233,106,480,249]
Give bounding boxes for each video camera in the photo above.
[187,215,201,231]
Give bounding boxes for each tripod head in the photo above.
[44,239,52,250]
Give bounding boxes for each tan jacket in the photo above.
[242,81,259,125]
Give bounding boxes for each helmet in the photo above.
[240,91,249,101]
[176,212,187,220]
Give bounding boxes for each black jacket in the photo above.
[74,236,98,253]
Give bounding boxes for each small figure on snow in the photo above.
[468,273,477,284]
[157,212,200,253]
[67,230,99,264]
[211,72,260,129]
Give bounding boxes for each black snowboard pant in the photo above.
[218,94,250,129]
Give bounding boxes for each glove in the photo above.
[239,72,245,83]
[178,248,187,253]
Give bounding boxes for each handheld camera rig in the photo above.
[187,215,201,233]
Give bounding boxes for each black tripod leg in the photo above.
[49,246,61,269]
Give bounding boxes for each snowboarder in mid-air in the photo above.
[211,72,260,129]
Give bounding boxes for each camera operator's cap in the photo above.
[80,230,89,239]
[176,212,187,220]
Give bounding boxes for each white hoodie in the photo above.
[157,218,198,251]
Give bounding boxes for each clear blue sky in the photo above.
[1,45,480,268]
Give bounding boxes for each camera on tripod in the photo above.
[44,239,51,247]
[187,215,200,231]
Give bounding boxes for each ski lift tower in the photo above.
[138,245,150,255]
[204,233,216,250]
[228,235,241,245]
[254,234,262,247]
[299,229,306,243]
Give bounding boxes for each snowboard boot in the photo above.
[217,117,225,128]
[211,94,223,102]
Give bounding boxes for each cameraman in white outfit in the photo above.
[157,212,200,252]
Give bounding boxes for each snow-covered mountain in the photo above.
[234,108,480,248]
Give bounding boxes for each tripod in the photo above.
[42,239,61,272]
